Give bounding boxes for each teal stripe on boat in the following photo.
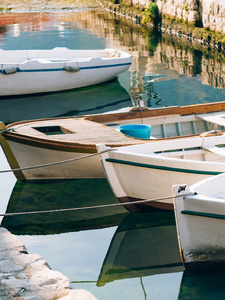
[0,62,131,73]
[181,210,225,219]
[105,158,222,175]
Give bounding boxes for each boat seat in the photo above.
[196,112,225,127]
[202,145,225,157]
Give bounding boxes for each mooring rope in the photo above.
[0,148,114,174]
[0,192,193,217]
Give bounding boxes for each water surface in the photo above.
[1,10,225,299]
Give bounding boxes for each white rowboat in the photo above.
[0,48,132,96]
[173,174,225,273]
[98,132,225,212]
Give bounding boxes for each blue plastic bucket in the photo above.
[119,124,151,139]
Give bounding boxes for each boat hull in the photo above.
[104,159,211,211]
[0,48,132,96]
[97,139,225,211]
[173,180,225,273]
[6,140,105,180]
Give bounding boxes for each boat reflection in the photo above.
[97,211,183,286]
[178,270,225,299]
[1,179,185,289]
[1,179,127,235]
[0,78,131,124]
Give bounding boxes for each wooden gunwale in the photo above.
[2,116,148,153]
[85,101,225,123]
[3,129,222,154]
[3,131,148,153]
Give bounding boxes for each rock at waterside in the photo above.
[0,227,97,300]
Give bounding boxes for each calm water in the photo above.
[1,10,225,299]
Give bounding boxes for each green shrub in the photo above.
[142,2,159,25]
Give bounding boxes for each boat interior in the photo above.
[150,136,225,163]
[106,111,225,139]
[0,48,123,64]
[155,145,225,162]
[4,108,225,157]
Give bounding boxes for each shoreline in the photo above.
[0,0,101,12]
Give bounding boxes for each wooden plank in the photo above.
[4,118,150,151]
[180,101,225,116]
[196,113,225,127]
[85,106,180,124]
[203,145,225,157]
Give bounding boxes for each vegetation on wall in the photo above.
[142,2,159,27]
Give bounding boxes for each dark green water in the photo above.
[1,9,225,299]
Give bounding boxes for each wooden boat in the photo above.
[97,211,183,286]
[97,129,225,212]
[173,174,225,273]
[0,48,132,96]
[2,101,225,181]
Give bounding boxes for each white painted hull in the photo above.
[97,134,225,211]
[0,48,132,96]
[173,175,225,272]
[7,140,105,180]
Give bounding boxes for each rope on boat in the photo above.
[0,192,194,217]
[0,148,114,174]
[0,128,12,133]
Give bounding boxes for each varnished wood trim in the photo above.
[0,122,25,180]
[85,101,225,123]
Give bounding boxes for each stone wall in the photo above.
[120,0,225,35]
[149,0,225,34]
[156,0,200,24]
[201,0,225,34]
[0,227,97,300]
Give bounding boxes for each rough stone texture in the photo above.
[156,0,225,34]
[201,0,225,34]
[125,0,225,34]
[0,228,97,300]
[154,0,199,24]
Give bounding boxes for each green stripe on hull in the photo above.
[105,158,222,176]
[182,210,225,220]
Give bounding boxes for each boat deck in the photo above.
[6,117,148,147]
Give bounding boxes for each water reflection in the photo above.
[0,78,131,124]
[0,13,83,43]
[72,10,225,107]
[178,271,225,299]
[97,211,183,287]
[3,177,225,299]
[1,179,127,235]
